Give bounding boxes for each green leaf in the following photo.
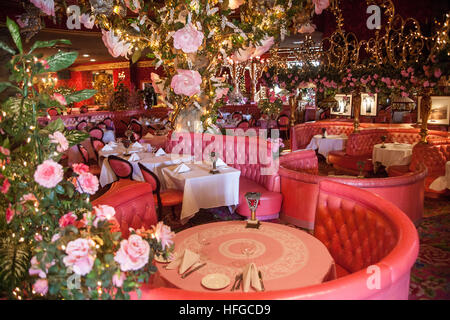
[43,118,65,133]
[30,39,71,53]
[65,130,89,146]
[55,185,65,195]
[0,41,15,55]
[6,17,22,53]
[65,89,97,104]
[46,51,78,73]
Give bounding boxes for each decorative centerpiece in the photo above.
[209,151,219,175]
[245,192,261,229]
[356,161,366,178]
[380,135,387,148]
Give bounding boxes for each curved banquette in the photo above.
[165,132,282,220]
[388,137,450,198]
[279,150,426,228]
[128,180,418,300]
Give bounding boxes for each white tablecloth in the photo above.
[429,161,450,191]
[161,163,241,223]
[306,134,348,160]
[372,143,413,168]
[99,149,192,188]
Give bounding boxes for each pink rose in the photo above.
[34,159,63,188]
[373,74,379,80]
[29,256,55,278]
[52,93,67,106]
[173,24,204,53]
[34,233,43,241]
[152,222,175,250]
[63,238,96,276]
[75,172,99,195]
[30,0,55,17]
[59,212,77,228]
[407,67,414,74]
[401,70,409,77]
[21,193,37,203]
[6,204,15,224]
[228,0,245,9]
[93,204,116,227]
[434,69,442,78]
[114,234,150,271]
[232,46,255,62]
[252,37,275,58]
[215,87,229,100]
[72,163,90,175]
[33,279,48,295]
[102,29,131,59]
[112,272,126,287]
[0,146,10,155]
[1,178,10,194]
[51,233,61,242]
[313,0,330,14]
[170,69,202,97]
[423,80,430,87]
[49,131,68,152]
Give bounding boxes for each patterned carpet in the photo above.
[168,197,450,300]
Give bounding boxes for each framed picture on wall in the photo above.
[332,94,352,116]
[418,96,450,125]
[360,93,378,116]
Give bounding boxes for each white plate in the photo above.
[201,273,230,290]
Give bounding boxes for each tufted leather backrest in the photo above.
[291,122,355,150]
[108,155,133,179]
[279,150,319,174]
[92,180,158,238]
[409,138,450,176]
[314,181,398,273]
[166,132,280,192]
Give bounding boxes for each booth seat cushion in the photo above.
[236,177,282,219]
[335,263,350,278]
[328,151,374,172]
[387,165,410,177]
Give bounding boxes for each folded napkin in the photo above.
[131,142,143,149]
[101,144,114,152]
[242,263,262,292]
[215,158,227,167]
[155,148,167,156]
[128,153,140,162]
[165,249,199,274]
[173,163,191,174]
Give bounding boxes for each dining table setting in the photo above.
[154,221,336,292]
[305,133,348,160]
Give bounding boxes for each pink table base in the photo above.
[156,221,336,292]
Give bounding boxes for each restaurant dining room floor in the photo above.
[166,197,450,300]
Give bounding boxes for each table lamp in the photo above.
[245,192,261,229]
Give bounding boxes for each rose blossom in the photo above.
[228,0,245,9]
[1,178,10,194]
[114,234,150,271]
[21,193,37,203]
[170,69,202,97]
[52,93,66,106]
[92,204,116,227]
[59,212,78,228]
[313,0,330,14]
[0,146,10,156]
[112,272,126,287]
[75,172,99,195]
[6,204,15,224]
[34,159,63,188]
[152,222,175,250]
[434,69,442,78]
[252,37,275,58]
[63,238,96,276]
[51,233,61,242]
[49,131,69,152]
[215,87,229,100]
[30,0,55,17]
[29,256,55,278]
[34,233,43,241]
[173,23,204,53]
[72,163,90,175]
[232,46,255,62]
[33,279,48,295]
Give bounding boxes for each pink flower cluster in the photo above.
[49,131,69,152]
[171,69,202,97]
[59,212,77,228]
[151,222,175,250]
[63,238,96,276]
[92,205,116,227]
[313,0,330,15]
[29,256,55,278]
[74,172,99,195]
[52,93,67,106]
[102,29,131,59]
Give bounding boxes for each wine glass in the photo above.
[240,241,257,265]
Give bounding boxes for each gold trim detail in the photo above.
[136,60,156,68]
[70,61,130,72]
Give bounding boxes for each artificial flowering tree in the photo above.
[0,18,174,299]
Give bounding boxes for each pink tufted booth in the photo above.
[130,180,418,300]
[388,138,450,198]
[328,127,449,175]
[279,150,426,229]
[165,132,282,220]
[91,179,158,238]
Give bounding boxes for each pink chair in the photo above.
[130,180,418,300]
[277,114,290,140]
[90,137,105,162]
[232,112,243,122]
[92,179,158,239]
[76,144,101,176]
[236,120,250,129]
[107,155,133,181]
[89,127,104,141]
[76,120,88,131]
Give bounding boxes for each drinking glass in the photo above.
[197,231,210,261]
[240,241,256,265]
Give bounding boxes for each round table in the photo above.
[372,143,413,168]
[156,221,336,292]
[306,134,348,159]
